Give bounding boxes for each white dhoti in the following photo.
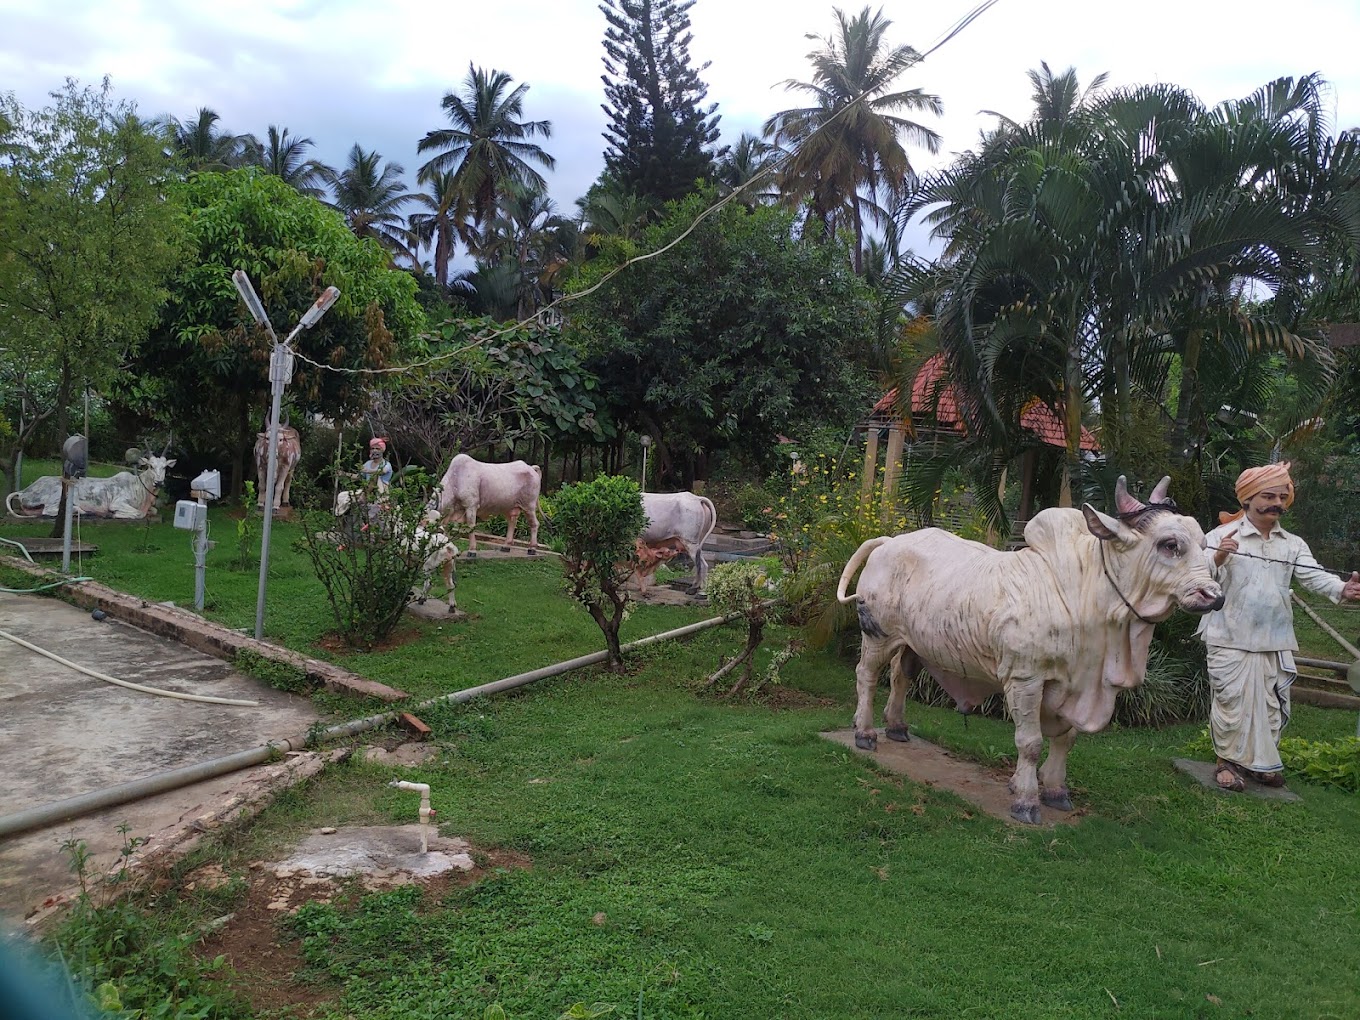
[1205,646,1294,774]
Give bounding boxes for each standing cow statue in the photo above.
[254,425,302,511]
[6,449,176,519]
[639,490,717,592]
[431,453,542,555]
[836,476,1225,824]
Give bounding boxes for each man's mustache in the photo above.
[1261,505,1286,514]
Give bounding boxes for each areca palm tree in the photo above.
[241,125,333,198]
[896,67,1352,519]
[169,107,248,171]
[417,64,555,236]
[764,5,941,273]
[330,144,416,262]
[715,132,782,207]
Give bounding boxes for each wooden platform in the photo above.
[0,536,98,557]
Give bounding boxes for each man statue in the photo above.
[1200,462,1360,791]
[360,437,393,494]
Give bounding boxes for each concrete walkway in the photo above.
[0,592,320,923]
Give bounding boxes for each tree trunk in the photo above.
[1170,329,1202,467]
[1110,327,1131,466]
[55,360,73,447]
[1061,342,1082,508]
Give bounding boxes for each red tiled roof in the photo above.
[874,354,1100,452]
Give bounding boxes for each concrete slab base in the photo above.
[271,825,474,891]
[404,600,466,622]
[821,728,1086,827]
[1172,758,1303,802]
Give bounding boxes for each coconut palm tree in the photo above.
[169,107,248,171]
[715,132,782,207]
[417,64,555,236]
[241,125,333,198]
[330,144,416,261]
[764,6,941,272]
[576,176,656,247]
[407,169,473,291]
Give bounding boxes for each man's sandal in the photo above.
[1215,762,1245,792]
[1253,770,1286,788]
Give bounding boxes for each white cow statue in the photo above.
[432,453,542,554]
[640,490,717,591]
[836,475,1225,824]
[6,453,176,519]
[254,426,302,511]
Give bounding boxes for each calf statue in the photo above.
[6,450,176,520]
[836,476,1225,824]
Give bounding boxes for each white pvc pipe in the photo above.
[390,780,432,852]
[0,626,259,707]
[0,610,739,839]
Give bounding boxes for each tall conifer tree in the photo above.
[599,0,722,205]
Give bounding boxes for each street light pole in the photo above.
[639,434,652,493]
[232,271,339,640]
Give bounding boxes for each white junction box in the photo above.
[173,500,207,531]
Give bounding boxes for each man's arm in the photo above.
[1293,539,1346,603]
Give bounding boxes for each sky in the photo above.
[3,0,1359,259]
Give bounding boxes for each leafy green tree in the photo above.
[330,144,416,261]
[764,5,941,272]
[547,474,646,669]
[241,125,333,198]
[0,79,185,498]
[599,0,722,205]
[567,188,875,485]
[117,169,423,496]
[417,64,555,238]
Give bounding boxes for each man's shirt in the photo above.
[1197,516,1344,653]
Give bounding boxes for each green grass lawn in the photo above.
[6,513,1360,1019]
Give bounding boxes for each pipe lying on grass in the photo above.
[0,611,740,840]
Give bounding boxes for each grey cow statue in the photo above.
[6,450,176,519]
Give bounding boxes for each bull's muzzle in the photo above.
[1180,584,1225,614]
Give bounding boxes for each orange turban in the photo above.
[1218,462,1294,525]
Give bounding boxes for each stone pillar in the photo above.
[880,427,906,526]
[860,427,880,503]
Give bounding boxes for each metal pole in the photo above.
[61,477,75,573]
[15,395,23,490]
[193,500,208,613]
[254,344,291,639]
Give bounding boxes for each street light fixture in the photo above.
[235,272,341,640]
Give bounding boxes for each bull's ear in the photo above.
[166,459,177,468]
[1082,503,1133,543]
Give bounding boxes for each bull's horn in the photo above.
[1113,475,1144,516]
[162,431,174,456]
[1148,476,1172,504]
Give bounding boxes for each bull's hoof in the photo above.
[1010,803,1042,825]
[526,548,538,556]
[499,545,512,552]
[1040,789,1073,811]
[464,551,477,559]
[854,732,878,751]
[885,725,910,743]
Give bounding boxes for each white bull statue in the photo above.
[836,476,1225,824]
[5,452,176,519]
[432,453,542,554]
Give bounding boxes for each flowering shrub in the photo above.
[703,560,786,696]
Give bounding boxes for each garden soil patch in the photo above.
[315,625,425,654]
[195,842,531,1016]
[822,728,1087,826]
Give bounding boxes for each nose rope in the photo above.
[1098,541,1163,626]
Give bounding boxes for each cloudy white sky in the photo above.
[3,0,1359,257]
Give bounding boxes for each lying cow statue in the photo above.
[431,453,542,555]
[5,452,176,519]
[837,476,1225,824]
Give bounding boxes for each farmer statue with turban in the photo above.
[1199,462,1360,791]
[360,437,393,494]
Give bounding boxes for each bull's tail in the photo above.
[836,537,891,603]
[5,490,29,517]
[696,495,718,555]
